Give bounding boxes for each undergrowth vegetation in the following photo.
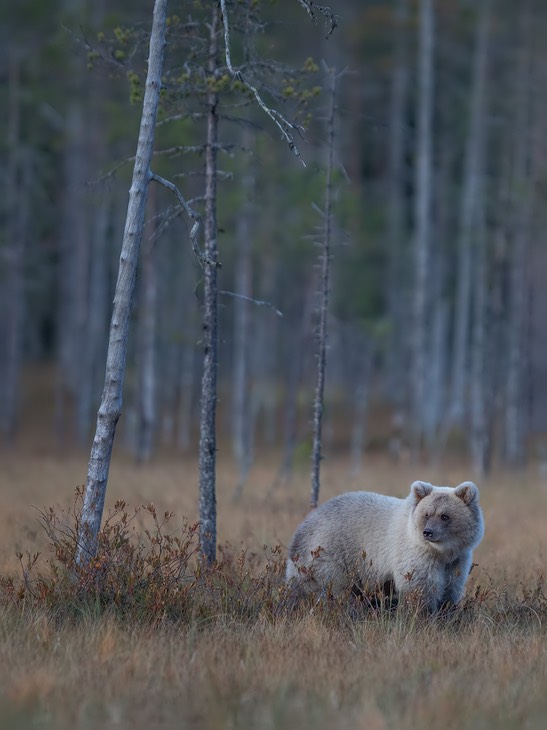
[1,488,289,626]
[2,458,547,728]
[3,486,547,634]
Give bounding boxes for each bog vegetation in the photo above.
[1,449,547,729]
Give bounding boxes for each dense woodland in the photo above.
[1,0,546,480]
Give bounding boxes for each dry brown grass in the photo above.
[1,446,547,729]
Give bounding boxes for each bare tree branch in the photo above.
[219,290,283,317]
[150,171,219,268]
[219,0,307,166]
[296,0,338,38]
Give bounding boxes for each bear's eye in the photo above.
[440,514,450,522]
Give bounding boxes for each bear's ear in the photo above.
[454,481,479,505]
[410,481,433,502]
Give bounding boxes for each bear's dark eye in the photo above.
[440,514,450,522]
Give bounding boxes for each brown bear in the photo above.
[286,480,484,612]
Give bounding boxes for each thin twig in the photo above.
[296,0,338,38]
[219,290,283,317]
[154,143,240,157]
[156,112,207,126]
[150,171,220,268]
[219,0,307,166]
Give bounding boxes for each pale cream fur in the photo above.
[286,481,484,612]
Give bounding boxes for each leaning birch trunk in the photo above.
[76,0,169,567]
[410,0,434,460]
[198,5,220,565]
[310,66,337,509]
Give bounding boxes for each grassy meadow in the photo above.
[1,440,547,729]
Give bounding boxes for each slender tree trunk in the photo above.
[158,228,180,447]
[136,186,158,462]
[488,138,513,463]
[76,0,109,446]
[77,197,110,446]
[232,133,254,501]
[253,254,278,449]
[467,1,493,475]
[386,0,409,411]
[76,0,169,566]
[424,296,448,454]
[310,66,336,509]
[411,0,434,459]
[271,277,315,493]
[68,101,90,436]
[504,3,533,468]
[446,0,490,434]
[504,219,531,468]
[1,49,24,442]
[199,6,220,565]
[348,334,372,481]
[424,107,452,461]
[470,209,491,475]
[177,342,195,451]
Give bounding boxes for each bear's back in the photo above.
[289,490,406,567]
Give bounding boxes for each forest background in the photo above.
[1,0,546,477]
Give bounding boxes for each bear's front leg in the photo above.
[394,566,444,613]
[441,554,473,607]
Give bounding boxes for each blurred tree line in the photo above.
[1,0,546,477]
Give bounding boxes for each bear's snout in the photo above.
[423,528,438,542]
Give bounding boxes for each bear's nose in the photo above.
[423,528,434,540]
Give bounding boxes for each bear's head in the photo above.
[409,480,484,555]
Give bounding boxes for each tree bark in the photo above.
[310,66,336,509]
[198,5,220,565]
[410,0,434,459]
[76,0,169,566]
